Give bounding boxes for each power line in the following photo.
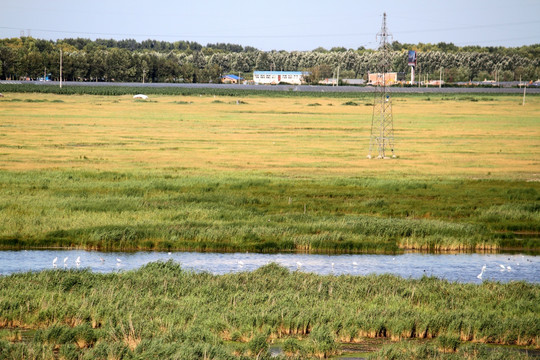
[0,26,373,40]
[1,19,538,41]
[452,36,540,46]
[393,19,540,33]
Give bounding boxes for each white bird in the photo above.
[507,266,512,271]
[63,257,69,267]
[352,261,358,266]
[296,261,302,270]
[477,265,486,279]
[75,256,81,267]
[168,252,172,256]
[116,258,122,266]
[499,264,506,271]
[331,262,335,273]
[237,260,244,268]
[52,257,58,268]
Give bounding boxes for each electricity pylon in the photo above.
[368,12,396,159]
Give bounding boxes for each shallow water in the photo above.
[0,250,538,283]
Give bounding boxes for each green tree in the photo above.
[105,48,131,81]
[255,51,270,70]
[0,46,17,79]
[88,49,107,81]
[179,63,196,83]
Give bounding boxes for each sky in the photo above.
[1,0,539,51]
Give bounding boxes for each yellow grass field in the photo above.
[0,93,538,179]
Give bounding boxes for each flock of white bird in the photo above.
[476,255,533,280]
[52,256,122,269]
[50,253,534,280]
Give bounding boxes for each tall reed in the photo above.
[0,262,538,359]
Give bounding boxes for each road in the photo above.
[1,80,539,94]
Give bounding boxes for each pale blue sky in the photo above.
[1,0,539,51]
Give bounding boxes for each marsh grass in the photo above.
[0,171,537,252]
[0,262,537,359]
[370,341,534,359]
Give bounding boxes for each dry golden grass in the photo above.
[0,93,538,179]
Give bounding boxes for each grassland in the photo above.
[0,262,538,359]
[0,92,538,178]
[0,92,539,252]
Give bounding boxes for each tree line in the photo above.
[0,37,538,84]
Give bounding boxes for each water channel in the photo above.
[0,250,538,283]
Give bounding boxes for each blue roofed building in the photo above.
[253,71,308,85]
[221,74,244,84]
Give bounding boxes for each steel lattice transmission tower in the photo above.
[368,12,396,159]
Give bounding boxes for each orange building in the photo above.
[368,72,404,85]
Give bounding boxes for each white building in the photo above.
[253,71,307,85]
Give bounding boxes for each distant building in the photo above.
[428,80,445,86]
[221,74,243,84]
[368,72,405,85]
[319,78,337,85]
[253,71,308,85]
[342,78,366,85]
[318,78,366,86]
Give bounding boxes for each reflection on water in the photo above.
[0,250,538,283]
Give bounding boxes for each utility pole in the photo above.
[59,49,63,88]
[336,64,340,87]
[368,12,396,159]
[439,67,442,88]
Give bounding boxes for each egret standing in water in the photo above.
[116,258,122,267]
[52,257,58,268]
[477,265,486,279]
[75,256,81,268]
[296,261,302,270]
[63,257,69,268]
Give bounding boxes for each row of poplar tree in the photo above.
[0,37,538,84]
